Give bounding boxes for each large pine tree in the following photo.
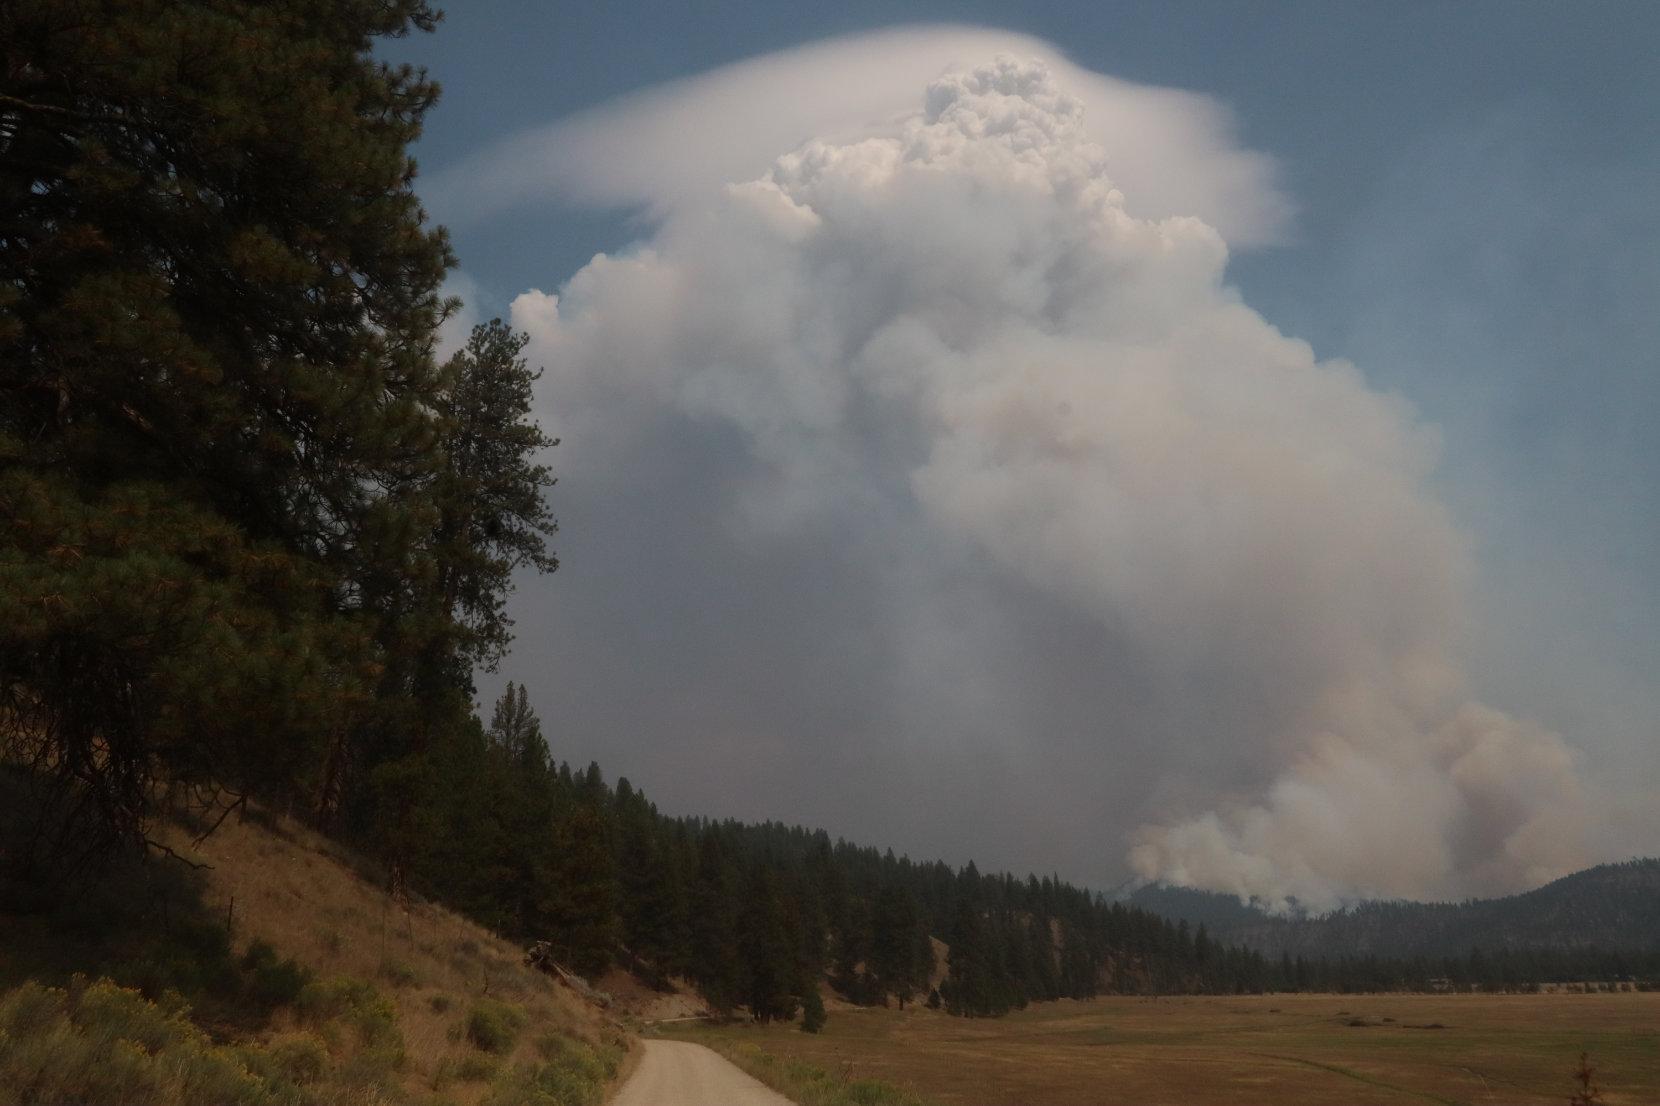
[1,0,452,879]
[429,320,559,677]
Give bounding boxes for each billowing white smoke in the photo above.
[513,56,1592,909]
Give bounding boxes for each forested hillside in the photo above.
[403,683,1660,1018]
[405,684,1277,1022]
[1132,861,1660,958]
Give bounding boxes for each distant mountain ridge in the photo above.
[1128,859,1660,960]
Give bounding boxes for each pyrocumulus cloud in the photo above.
[504,47,1596,909]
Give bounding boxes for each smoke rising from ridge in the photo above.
[506,48,1597,908]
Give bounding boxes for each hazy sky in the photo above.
[394,2,1659,904]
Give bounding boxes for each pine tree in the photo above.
[687,832,744,1016]
[871,884,923,1007]
[1,0,452,877]
[403,714,497,920]
[428,320,559,679]
[353,318,559,863]
[540,797,619,977]
[944,897,990,1016]
[831,890,875,1001]
[615,780,687,986]
[800,985,827,1033]
[740,866,801,1023]
[489,683,545,761]
[482,683,556,936]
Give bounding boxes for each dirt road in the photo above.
[610,1039,797,1106]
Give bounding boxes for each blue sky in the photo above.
[391,2,1660,898]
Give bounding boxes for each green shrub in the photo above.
[266,1032,329,1084]
[466,997,527,1053]
[801,987,828,1033]
[0,977,285,1106]
[379,959,421,988]
[484,1057,595,1106]
[69,974,195,1053]
[123,919,243,1002]
[844,1079,921,1105]
[593,1037,626,1081]
[294,974,404,1088]
[475,1031,625,1106]
[242,940,311,1008]
[539,1030,622,1079]
[533,1029,572,1062]
[297,976,401,1050]
[429,992,453,1013]
[1,978,62,1035]
[485,1060,594,1106]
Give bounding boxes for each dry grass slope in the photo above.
[1,808,635,1106]
[168,811,635,1105]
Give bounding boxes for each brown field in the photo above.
[671,991,1660,1105]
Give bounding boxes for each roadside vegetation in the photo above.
[2,976,298,1106]
[1,969,625,1106]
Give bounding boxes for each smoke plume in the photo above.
[507,51,1595,908]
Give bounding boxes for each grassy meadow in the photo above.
[669,991,1660,1106]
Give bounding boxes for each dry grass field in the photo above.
[672,991,1660,1105]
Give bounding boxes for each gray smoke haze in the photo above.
[482,40,1624,910]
